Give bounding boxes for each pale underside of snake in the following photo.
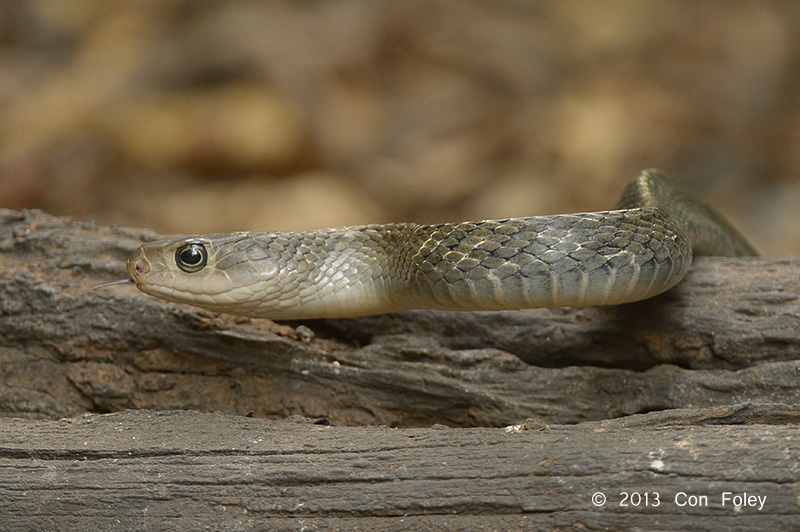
[120,170,757,320]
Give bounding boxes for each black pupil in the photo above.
[180,246,202,265]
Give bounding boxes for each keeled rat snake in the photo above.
[121,170,756,319]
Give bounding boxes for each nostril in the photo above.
[126,248,150,279]
[130,258,149,276]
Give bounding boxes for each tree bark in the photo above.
[0,208,798,529]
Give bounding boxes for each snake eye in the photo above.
[175,243,208,273]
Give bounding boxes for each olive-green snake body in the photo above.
[125,170,756,319]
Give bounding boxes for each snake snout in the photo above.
[126,247,151,280]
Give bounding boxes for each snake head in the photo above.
[127,232,287,317]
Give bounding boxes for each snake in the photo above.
[122,170,756,320]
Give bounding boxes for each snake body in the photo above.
[126,170,756,319]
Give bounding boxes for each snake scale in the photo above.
[125,170,756,319]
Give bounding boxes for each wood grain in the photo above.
[0,407,798,531]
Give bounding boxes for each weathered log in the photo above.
[0,208,799,426]
[0,407,798,531]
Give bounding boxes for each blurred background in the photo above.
[0,0,798,254]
